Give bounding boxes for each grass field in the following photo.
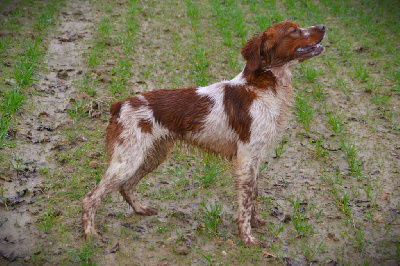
[0,0,399,265]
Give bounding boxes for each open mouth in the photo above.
[295,39,324,55]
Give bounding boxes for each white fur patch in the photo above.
[110,102,170,183]
[270,60,298,87]
[192,82,239,153]
[229,71,247,86]
[247,90,281,159]
[301,28,310,37]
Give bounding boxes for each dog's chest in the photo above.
[249,87,293,147]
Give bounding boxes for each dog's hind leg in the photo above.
[119,138,174,216]
[82,138,172,241]
[82,169,122,241]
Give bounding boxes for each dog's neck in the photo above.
[240,61,297,91]
[269,61,297,88]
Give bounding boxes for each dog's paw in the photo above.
[251,214,267,228]
[255,240,268,248]
[136,206,158,216]
[85,232,107,246]
[241,235,267,248]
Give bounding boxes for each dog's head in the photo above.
[242,21,325,71]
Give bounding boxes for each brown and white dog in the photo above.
[82,21,325,246]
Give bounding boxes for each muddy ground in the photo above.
[0,0,96,263]
[0,0,399,265]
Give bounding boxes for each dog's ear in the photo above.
[242,28,277,71]
[241,34,262,72]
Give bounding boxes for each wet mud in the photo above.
[0,0,94,262]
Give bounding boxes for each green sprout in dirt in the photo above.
[210,0,247,74]
[295,92,314,134]
[259,161,268,173]
[75,74,96,97]
[36,207,60,233]
[35,3,56,33]
[87,17,112,69]
[157,225,167,234]
[289,196,313,237]
[340,140,363,178]
[13,41,40,87]
[197,155,223,188]
[291,210,312,237]
[300,64,318,82]
[337,42,351,61]
[267,222,285,237]
[335,77,351,98]
[300,240,326,263]
[385,214,398,235]
[348,156,362,178]
[363,177,373,201]
[331,187,352,217]
[348,227,369,252]
[321,169,344,188]
[391,242,400,261]
[199,201,222,238]
[0,115,12,147]
[353,65,369,83]
[109,58,132,95]
[326,111,344,134]
[308,137,327,158]
[341,139,356,158]
[364,81,378,93]
[193,247,213,265]
[191,46,209,87]
[0,187,8,210]
[1,87,25,115]
[168,165,186,180]
[68,240,102,266]
[370,93,392,118]
[67,100,88,124]
[0,1,59,149]
[311,83,324,100]
[274,137,287,158]
[9,152,25,173]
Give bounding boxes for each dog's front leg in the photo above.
[235,156,265,247]
[250,176,267,228]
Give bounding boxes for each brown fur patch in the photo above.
[241,33,262,72]
[127,97,147,109]
[223,85,258,142]
[243,69,277,92]
[143,88,213,137]
[138,119,153,134]
[106,97,146,157]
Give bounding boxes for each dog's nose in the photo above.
[316,24,325,32]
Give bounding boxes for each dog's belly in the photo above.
[183,134,238,158]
